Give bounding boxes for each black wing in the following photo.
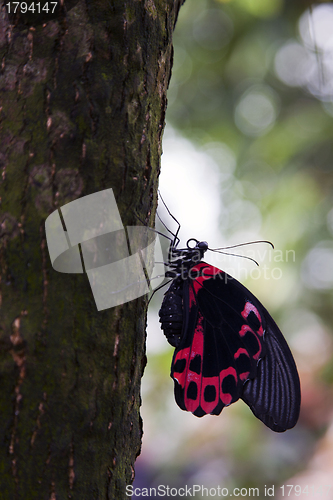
[241,310,300,432]
[171,262,300,432]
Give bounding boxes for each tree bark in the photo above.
[0,0,184,497]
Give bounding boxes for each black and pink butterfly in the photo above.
[158,210,301,432]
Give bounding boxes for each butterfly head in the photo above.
[186,239,209,262]
[166,239,209,279]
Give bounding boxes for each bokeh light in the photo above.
[134,0,333,497]
[275,4,333,100]
[302,242,333,290]
[234,84,279,136]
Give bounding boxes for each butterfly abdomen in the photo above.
[159,281,184,348]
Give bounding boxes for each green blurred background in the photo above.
[134,1,333,498]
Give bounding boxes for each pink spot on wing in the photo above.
[234,348,251,381]
[234,347,249,359]
[239,324,254,337]
[241,302,263,336]
[239,325,262,360]
[173,348,190,388]
[219,367,238,405]
[241,301,260,319]
[200,375,220,414]
[180,313,205,412]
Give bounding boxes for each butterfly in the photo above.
[158,222,301,432]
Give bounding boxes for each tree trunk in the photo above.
[0,0,184,497]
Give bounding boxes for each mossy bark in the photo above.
[0,0,184,497]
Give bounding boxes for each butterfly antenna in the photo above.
[212,240,274,251]
[209,248,260,266]
[209,240,274,266]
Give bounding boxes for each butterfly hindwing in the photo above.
[171,291,234,417]
[170,262,300,431]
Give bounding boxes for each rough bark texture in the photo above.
[0,0,184,497]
